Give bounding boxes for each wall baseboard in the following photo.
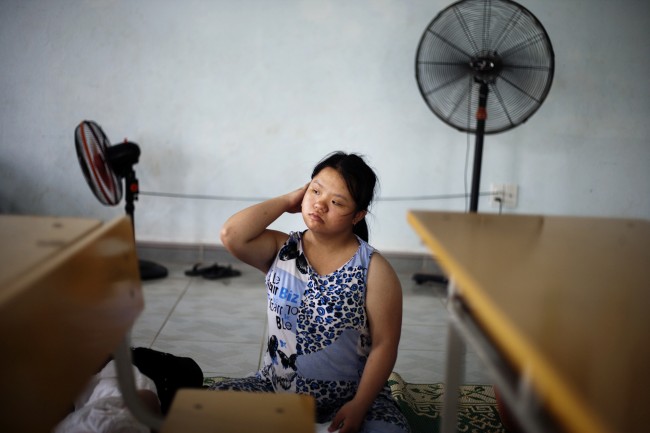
[136,241,442,275]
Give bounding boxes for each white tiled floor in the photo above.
[130,260,490,384]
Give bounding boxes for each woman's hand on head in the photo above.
[285,183,309,214]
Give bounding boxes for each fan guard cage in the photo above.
[416,0,554,134]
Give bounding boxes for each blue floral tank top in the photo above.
[260,230,374,414]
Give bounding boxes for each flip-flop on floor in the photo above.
[184,263,219,276]
[202,264,241,280]
[184,263,241,280]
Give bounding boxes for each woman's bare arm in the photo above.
[328,252,403,432]
[220,184,307,273]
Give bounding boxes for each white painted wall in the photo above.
[1,0,649,253]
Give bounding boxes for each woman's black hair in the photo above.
[311,151,377,242]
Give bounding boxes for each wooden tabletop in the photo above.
[407,211,650,433]
[0,215,102,302]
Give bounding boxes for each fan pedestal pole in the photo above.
[107,141,168,282]
[469,82,489,213]
[412,82,489,285]
[123,168,168,281]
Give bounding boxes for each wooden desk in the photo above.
[0,215,143,433]
[407,211,650,433]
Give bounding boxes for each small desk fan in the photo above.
[413,0,554,284]
[74,120,168,280]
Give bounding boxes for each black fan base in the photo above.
[139,259,168,281]
[412,272,448,286]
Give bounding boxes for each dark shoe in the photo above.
[131,347,204,414]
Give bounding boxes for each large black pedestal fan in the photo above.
[412,0,554,284]
[74,120,168,280]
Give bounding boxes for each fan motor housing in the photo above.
[470,52,502,84]
[106,142,141,178]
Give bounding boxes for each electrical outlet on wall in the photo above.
[490,183,518,208]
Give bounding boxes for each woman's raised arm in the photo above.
[220,184,308,273]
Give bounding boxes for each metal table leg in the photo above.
[443,286,557,433]
[113,335,165,431]
[441,281,466,433]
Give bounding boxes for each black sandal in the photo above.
[184,263,221,276]
[202,264,241,280]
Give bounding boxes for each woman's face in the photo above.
[302,167,366,235]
